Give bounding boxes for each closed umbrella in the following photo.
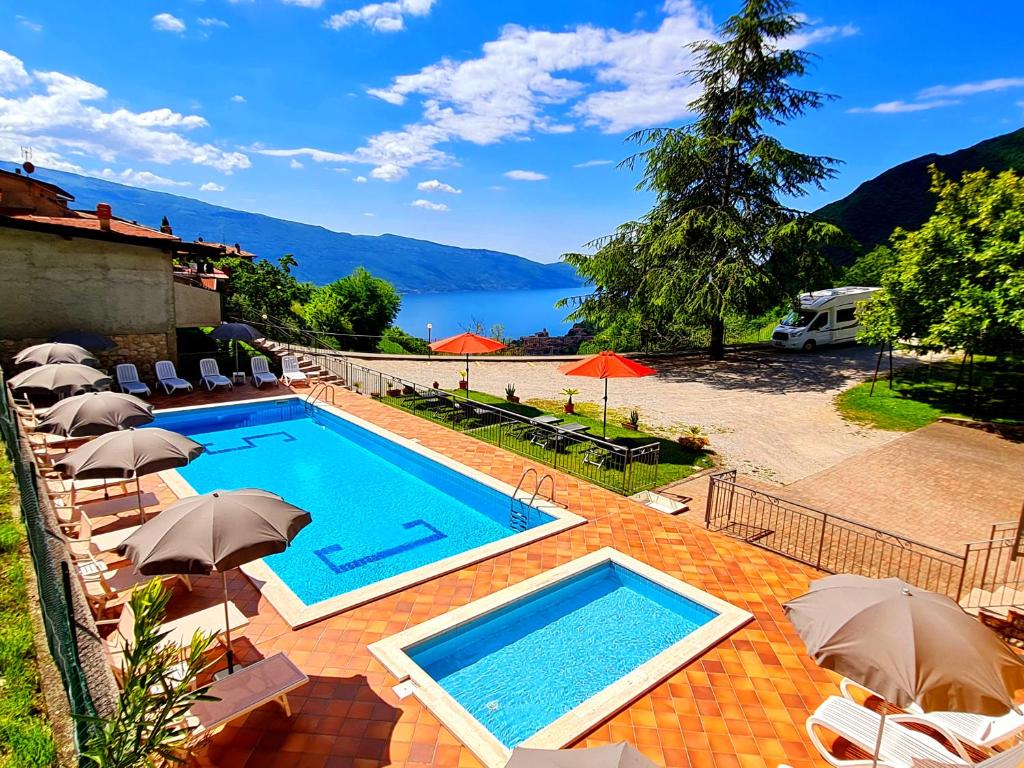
[14,343,99,368]
[209,323,262,373]
[428,332,506,395]
[7,363,111,397]
[504,743,657,768]
[118,488,311,673]
[35,392,154,437]
[784,574,1024,767]
[558,351,656,437]
[50,330,115,351]
[53,428,204,522]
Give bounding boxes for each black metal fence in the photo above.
[0,379,100,756]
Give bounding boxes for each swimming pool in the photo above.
[153,397,584,626]
[370,548,752,767]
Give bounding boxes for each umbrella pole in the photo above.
[603,378,608,438]
[870,709,885,768]
[222,571,235,674]
[135,476,145,524]
[465,353,470,398]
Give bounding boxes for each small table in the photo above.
[232,372,247,386]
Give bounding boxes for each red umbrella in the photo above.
[559,351,656,437]
[428,332,506,394]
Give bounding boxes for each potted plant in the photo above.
[622,408,640,430]
[458,370,468,390]
[561,387,579,414]
[352,380,363,395]
[386,379,403,397]
[505,383,519,403]
[677,424,710,451]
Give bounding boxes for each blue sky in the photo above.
[1,0,1022,262]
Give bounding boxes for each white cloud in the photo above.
[411,199,448,211]
[488,185,504,191]
[363,212,375,217]
[325,0,436,33]
[282,0,324,6]
[848,99,960,114]
[152,13,186,33]
[505,169,547,181]
[17,16,43,33]
[353,175,367,183]
[919,77,1024,99]
[230,94,246,103]
[198,17,229,28]
[0,48,251,173]
[370,162,407,181]
[97,167,191,188]
[289,158,304,169]
[200,181,225,192]
[573,159,613,168]
[417,179,461,194]
[333,167,351,173]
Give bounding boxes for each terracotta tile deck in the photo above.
[85,384,840,768]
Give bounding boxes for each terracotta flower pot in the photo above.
[506,395,520,403]
[458,380,468,390]
[564,403,574,414]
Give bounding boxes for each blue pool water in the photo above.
[152,399,553,605]
[408,561,717,748]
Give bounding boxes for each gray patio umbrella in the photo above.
[50,330,115,351]
[784,574,1024,767]
[117,488,311,673]
[209,323,261,372]
[35,392,154,437]
[504,743,657,768]
[14,342,99,368]
[53,428,205,522]
[7,363,112,397]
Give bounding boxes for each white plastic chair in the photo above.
[280,355,308,386]
[115,364,151,397]
[155,361,193,395]
[250,356,279,388]
[199,358,233,391]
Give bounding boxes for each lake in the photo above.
[396,287,589,340]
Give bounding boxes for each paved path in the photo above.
[368,346,921,484]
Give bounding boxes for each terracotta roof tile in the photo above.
[3,213,180,241]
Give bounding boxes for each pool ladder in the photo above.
[510,468,556,532]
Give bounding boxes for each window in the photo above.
[810,313,829,330]
[836,307,856,323]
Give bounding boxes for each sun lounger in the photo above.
[115,364,151,397]
[155,361,193,395]
[250,356,279,388]
[840,677,1024,752]
[530,422,589,451]
[807,695,973,768]
[75,513,142,555]
[199,358,233,392]
[82,565,190,615]
[279,355,308,386]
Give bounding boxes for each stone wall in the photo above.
[0,332,174,382]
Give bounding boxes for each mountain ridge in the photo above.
[0,162,582,294]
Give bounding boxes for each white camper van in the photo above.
[771,286,879,351]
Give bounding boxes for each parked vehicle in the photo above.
[771,286,879,351]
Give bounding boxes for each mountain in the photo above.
[1,162,582,294]
[815,127,1024,266]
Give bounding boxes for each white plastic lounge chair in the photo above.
[199,358,233,392]
[82,564,190,616]
[840,677,1024,752]
[76,514,142,555]
[280,355,308,386]
[807,695,974,768]
[115,364,151,397]
[155,361,193,395]
[250,356,279,389]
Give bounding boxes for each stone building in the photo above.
[0,168,229,376]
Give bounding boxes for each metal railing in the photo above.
[0,377,101,758]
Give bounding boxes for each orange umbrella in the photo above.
[428,332,507,394]
[559,351,656,437]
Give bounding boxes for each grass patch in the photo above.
[392,389,713,491]
[837,357,1024,432]
[0,452,57,767]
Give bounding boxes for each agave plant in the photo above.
[627,409,640,428]
[560,387,580,405]
[505,383,516,398]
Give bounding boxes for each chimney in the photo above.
[160,215,172,235]
[96,203,112,231]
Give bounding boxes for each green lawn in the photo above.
[384,388,712,492]
[836,357,1024,432]
[0,453,56,767]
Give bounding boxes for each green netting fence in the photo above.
[0,382,100,759]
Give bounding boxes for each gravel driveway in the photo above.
[366,346,923,484]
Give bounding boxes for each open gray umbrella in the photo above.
[50,330,115,351]
[210,323,261,373]
[7,363,111,397]
[118,488,311,673]
[784,574,1024,766]
[504,743,657,768]
[35,392,154,437]
[53,428,204,521]
[14,343,99,368]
